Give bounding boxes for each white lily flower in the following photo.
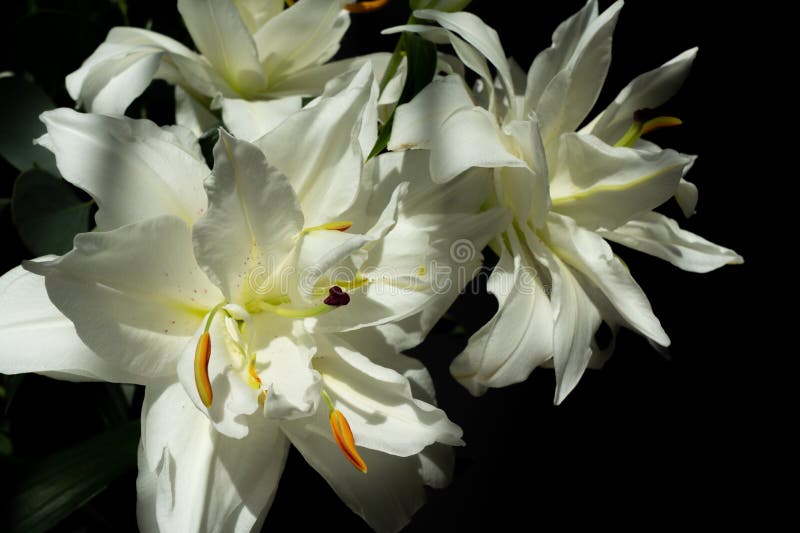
[0,65,506,531]
[387,1,742,402]
[66,0,393,138]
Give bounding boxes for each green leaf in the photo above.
[4,421,140,533]
[369,32,437,159]
[0,75,58,175]
[11,169,92,256]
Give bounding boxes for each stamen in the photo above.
[247,358,262,390]
[323,286,350,306]
[258,389,268,407]
[301,220,353,235]
[322,391,367,473]
[255,286,350,317]
[614,109,682,148]
[346,0,391,14]
[194,332,213,407]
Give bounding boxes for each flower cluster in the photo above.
[0,1,740,531]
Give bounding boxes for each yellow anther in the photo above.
[194,332,213,407]
[258,389,268,407]
[346,0,392,13]
[322,390,367,473]
[417,265,427,276]
[615,112,682,148]
[247,358,262,390]
[301,220,353,235]
[329,409,368,473]
[641,116,682,135]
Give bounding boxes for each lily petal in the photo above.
[221,96,302,141]
[315,335,463,456]
[178,0,266,94]
[586,48,698,145]
[389,74,474,151]
[66,27,228,114]
[525,1,622,145]
[37,109,209,231]
[281,410,435,533]
[549,133,691,230]
[451,233,554,396]
[601,211,743,273]
[0,262,147,384]
[546,213,670,347]
[25,216,221,378]
[137,380,289,533]
[413,9,517,117]
[254,0,349,78]
[255,63,375,225]
[430,106,526,184]
[193,131,304,304]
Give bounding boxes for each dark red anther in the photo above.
[324,286,351,307]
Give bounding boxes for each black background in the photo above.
[0,0,769,530]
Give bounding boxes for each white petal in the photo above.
[389,74,473,151]
[0,262,147,384]
[66,27,223,114]
[178,0,266,94]
[254,0,349,77]
[175,86,219,137]
[531,235,601,404]
[451,234,554,396]
[602,212,743,273]
[337,327,437,404]
[312,207,509,332]
[587,48,698,144]
[234,0,284,33]
[547,213,670,347]
[549,133,691,230]
[315,334,463,456]
[193,131,303,304]
[137,380,289,533]
[413,9,517,116]
[37,109,209,231]
[499,117,550,227]
[281,409,434,532]
[221,96,302,141]
[265,52,388,98]
[676,177,699,217]
[254,316,322,421]
[430,106,526,184]
[255,63,375,224]
[526,1,623,145]
[25,216,221,378]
